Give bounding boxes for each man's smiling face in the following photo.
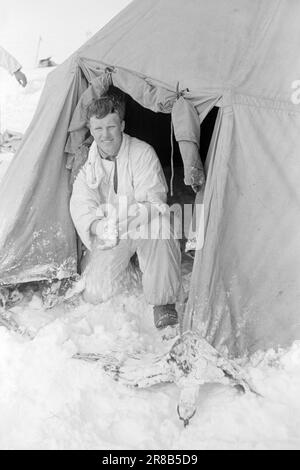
[90,112,125,158]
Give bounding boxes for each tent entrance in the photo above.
[124,92,218,207]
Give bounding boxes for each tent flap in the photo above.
[185,101,300,356]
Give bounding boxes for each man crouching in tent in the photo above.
[70,88,181,331]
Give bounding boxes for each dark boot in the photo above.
[153,304,179,330]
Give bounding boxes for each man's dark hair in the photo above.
[86,86,126,123]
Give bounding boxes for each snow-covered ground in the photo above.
[0,69,300,450]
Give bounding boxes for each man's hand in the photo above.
[14,69,27,87]
[184,165,206,193]
[93,217,119,250]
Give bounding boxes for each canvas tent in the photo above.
[0,0,299,356]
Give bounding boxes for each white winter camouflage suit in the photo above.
[70,133,181,305]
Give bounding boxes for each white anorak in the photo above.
[70,133,168,250]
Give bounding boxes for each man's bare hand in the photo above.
[185,165,206,193]
[14,69,27,87]
[95,217,119,249]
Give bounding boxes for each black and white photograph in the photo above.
[0,0,299,451]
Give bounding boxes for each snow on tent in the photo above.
[0,0,299,358]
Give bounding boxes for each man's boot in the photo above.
[153,304,179,330]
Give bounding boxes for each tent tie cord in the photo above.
[104,66,116,85]
[176,81,189,99]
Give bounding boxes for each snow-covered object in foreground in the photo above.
[74,331,260,426]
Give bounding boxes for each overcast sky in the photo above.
[0,0,132,68]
